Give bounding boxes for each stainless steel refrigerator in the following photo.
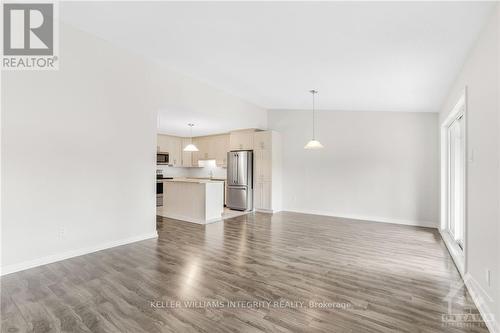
[227,151,253,211]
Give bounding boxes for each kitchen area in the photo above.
[156,128,282,224]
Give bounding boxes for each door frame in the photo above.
[440,88,467,276]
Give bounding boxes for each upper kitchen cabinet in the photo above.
[254,130,272,151]
[229,130,255,151]
[158,133,230,168]
[192,137,208,166]
[192,134,230,167]
[181,138,193,167]
[157,134,182,167]
[157,134,170,152]
[169,137,182,167]
[214,134,230,167]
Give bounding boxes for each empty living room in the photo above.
[1,1,500,332]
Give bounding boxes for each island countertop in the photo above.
[157,178,225,184]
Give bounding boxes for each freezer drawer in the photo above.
[227,186,249,211]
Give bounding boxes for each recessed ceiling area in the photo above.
[157,109,257,137]
[61,2,493,113]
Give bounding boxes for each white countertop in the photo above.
[158,178,225,184]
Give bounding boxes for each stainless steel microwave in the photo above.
[157,153,169,165]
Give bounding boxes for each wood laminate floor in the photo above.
[1,212,489,332]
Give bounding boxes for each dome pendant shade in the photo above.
[183,143,199,152]
[304,139,324,149]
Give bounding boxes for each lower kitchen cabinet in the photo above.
[254,181,272,211]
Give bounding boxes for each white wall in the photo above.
[498,7,500,329]
[1,24,157,274]
[268,110,439,227]
[1,23,266,274]
[439,6,499,331]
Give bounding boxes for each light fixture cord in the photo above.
[312,92,315,140]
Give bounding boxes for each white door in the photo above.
[447,114,465,249]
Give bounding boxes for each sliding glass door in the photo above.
[447,113,465,249]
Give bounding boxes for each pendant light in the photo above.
[304,90,324,149]
[183,123,199,152]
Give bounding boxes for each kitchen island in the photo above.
[157,178,224,224]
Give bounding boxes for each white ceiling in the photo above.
[61,2,494,112]
[156,108,264,137]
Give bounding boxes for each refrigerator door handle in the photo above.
[234,153,237,184]
[235,153,239,184]
[231,153,235,184]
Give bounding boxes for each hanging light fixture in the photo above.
[304,90,324,149]
[183,123,199,152]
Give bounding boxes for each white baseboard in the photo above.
[255,208,275,214]
[1,232,158,276]
[283,209,438,228]
[464,276,499,333]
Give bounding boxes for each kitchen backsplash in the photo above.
[157,163,227,179]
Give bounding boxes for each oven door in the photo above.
[156,182,164,207]
[156,182,163,195]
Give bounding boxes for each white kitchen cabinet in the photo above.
[169,137,182,167]
[157,134,170,153]
[191,138,200,165]
[214,134,230,167]
[253,131,282,213]
[255,181,272,211]
[192,134,230,167]
[192,137,208,166]
[181,138,193,167]
[254,131,272,150]
[159,134,230,168]
[157,134,182,167]
[254,148,271,182]
[230,130,254,150]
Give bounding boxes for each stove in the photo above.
[156,170,173,207]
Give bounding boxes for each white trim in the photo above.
[465,276,499,333]
[255,208,276,214]
[0,232,158,276]
[440,88,467,275]
[284,209,437,228]
[439,229,465,276]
